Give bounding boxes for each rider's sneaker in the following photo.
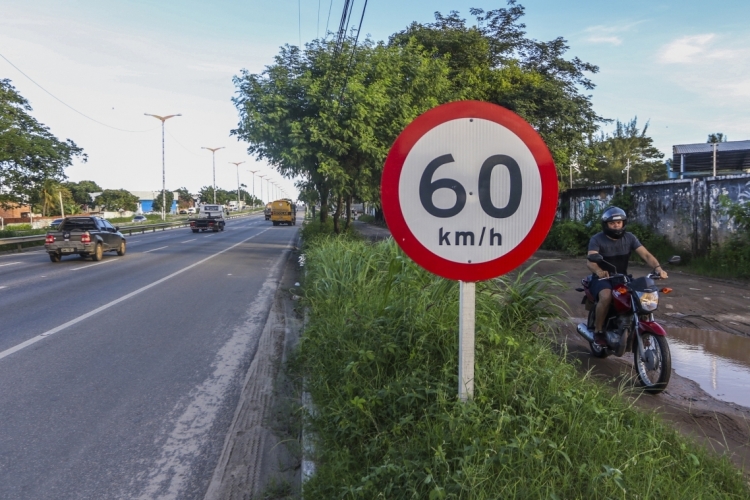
[594,331,607,347]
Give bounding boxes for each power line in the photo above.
[299,0,302,47]
[317,0,321,39]
[0,51,157,133]
[165,130,202,157]
[325,0,334,38]
[338,0,369,102]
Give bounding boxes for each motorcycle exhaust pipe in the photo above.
[576,323,595,343]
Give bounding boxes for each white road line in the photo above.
[0,286,6,290]
[0,228,271,362]
[180,239,196,243]
[143,246,169,253]
[71,259,116,271]
[0,262,21,267]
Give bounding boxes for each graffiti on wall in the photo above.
[574,196,609,220]
[738,180,750,203]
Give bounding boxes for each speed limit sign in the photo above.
[381,100,558,282]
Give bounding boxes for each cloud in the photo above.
[655,33,750,105]
[581,21,644,46]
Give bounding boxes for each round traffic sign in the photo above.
[381,100,558,281]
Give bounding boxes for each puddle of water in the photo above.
[667,327,750,407]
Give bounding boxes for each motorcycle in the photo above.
[575,254,680,394]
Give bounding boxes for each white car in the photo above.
[187,207,196,214]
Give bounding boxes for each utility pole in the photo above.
[712,142,718,177]
[626,158,630,185]
[58,191,65,218]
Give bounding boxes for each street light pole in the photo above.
[145,113,181,220]
[228,161,245,210]
[201,147,225,204]
[258,175,266,204]
[247,170,258,208]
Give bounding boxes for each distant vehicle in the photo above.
[49,218,64,229]
[189,204,225,232]
[271,199,295,226]
[187,207,196,214]
[132,215,147,223]
[45,216,126,262]
[178,209,188,215]
[264,203,272,221]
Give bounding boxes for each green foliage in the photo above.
[95,189,139,211]
[299,218,360,251]
[151,189,174,214]
[391,6,603,184]
[357,214,375,223]
[64,180,102,208]
[0,79,86,209]
[579,118,666,186]
[541,219,597,256]
[707,133,727,143]
[198,186,234,205]
[298,238,747,498]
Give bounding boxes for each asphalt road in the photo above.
[0,213,299,499]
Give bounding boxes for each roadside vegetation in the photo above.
[542,194,750,280]
[297,235,748,498]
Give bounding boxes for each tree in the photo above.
[95,189,139,211]
[578,118,665,185]
[64,180,102,209]
[0,79,86,209]
[175,187,193,209]
[151,189,174,214]
[29,179,74,216]
[233,37,452,231]
[389,4,603,187]
[198,186,233,205]
[707,133,727,143]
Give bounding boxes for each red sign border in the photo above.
[381,100,558,282]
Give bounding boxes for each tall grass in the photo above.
[298,238,748,499]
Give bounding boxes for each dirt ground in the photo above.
[354,221,750,474]
[528,251,750,473]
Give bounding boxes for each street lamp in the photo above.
[228,161,245,210]
[201,146,225,204]
[258,175,266,204]
[247,170,259,208]
[144,113,182,220]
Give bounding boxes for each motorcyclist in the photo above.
[587,206,667,345]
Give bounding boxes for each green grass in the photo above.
[297,237,748,499]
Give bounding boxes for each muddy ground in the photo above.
[355,221,750,473]
[526,251,750,473]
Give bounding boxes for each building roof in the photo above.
[672,140,750,174]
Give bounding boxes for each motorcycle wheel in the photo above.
[587,308,608,358]
[634,332,671,394]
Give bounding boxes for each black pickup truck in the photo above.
[188,204,226,232]
[44,216,126,262]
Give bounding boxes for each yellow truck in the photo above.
[270,199,295,226]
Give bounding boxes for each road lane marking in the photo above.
[0,286,6,290]
[143,246,169,253]
[0,228,271,362]
[71,259,116,271]
[0,262,21,267]
[180,239,196,243]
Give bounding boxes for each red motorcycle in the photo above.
[575,254,679,394]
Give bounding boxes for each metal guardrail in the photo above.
[0,211,258,251]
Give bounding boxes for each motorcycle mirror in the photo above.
[668,255,681,265]
[587,253,603,263]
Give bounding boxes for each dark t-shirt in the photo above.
[588,231,642,275]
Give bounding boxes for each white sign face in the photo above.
[398,118,543,264]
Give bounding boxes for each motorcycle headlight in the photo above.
[637,291,659,312]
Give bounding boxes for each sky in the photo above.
[2,0,749,201]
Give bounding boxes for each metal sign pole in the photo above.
[458,281,476,401]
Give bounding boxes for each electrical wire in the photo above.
[165,130,202,157]
[0,51,157,133]
[317,0,321,39]
[337,0,368,102]
[325,0,334,38]
[299,0,302,47]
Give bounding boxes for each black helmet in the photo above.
[601,206,627,239]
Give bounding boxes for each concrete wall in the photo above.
[560,173,750,255]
